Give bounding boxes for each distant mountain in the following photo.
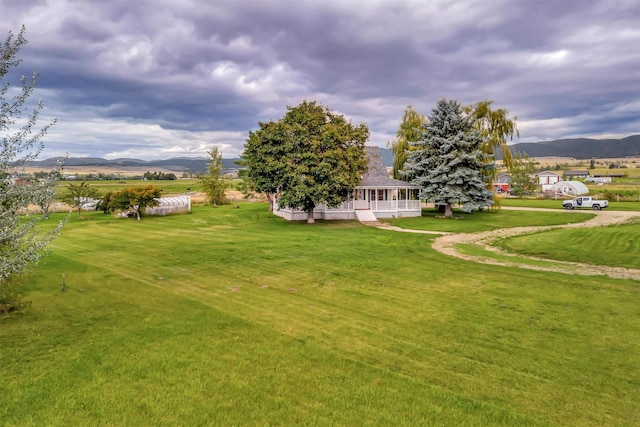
[499,135,640,159]
[27,156,240,173]
[26,135,640,172]
[381,136,640,166]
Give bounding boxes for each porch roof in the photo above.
[360,146,419,189]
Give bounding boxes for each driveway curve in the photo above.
[370,208,640,281]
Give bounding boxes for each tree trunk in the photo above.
[444,203,453,219]
[307,207,315,224]
[266,193,274,212]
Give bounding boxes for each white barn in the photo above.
[534,170,562,191]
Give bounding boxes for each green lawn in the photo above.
[497,220,640,269]
[500,197,640,211]
[2,204,639,426]
[384,208,594,233]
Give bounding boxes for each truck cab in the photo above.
[562,196,608,210]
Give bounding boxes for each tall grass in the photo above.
[2,204,639,426]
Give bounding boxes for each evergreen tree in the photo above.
[405,98,494,218]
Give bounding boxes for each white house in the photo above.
[273,146,421,221]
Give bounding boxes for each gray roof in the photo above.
[563,170,590,175]
[360,146,417,189]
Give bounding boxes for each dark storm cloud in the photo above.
[1,0,638,159]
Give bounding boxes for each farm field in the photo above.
[2,203,640,426]
[54,179,201,196]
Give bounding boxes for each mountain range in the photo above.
[27,135,640,173]
[497,134,640,159]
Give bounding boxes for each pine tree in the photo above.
[405,98,494,218]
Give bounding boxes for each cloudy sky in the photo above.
[2,0,639,160]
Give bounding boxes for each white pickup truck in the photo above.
[562,196,608,210]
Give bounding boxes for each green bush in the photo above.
[0,278,30,316]
[597,189,640,202]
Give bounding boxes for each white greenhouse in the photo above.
[145,195,191,216]
[550,181,589,197]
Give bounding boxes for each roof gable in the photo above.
[360,146,417,188]
[534,170,561,177]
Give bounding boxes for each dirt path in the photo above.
[370,208,640,281]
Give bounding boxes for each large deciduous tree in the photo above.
[1,26,63,313]
[388,105,427,180]
[111,185,161,220]
[243,100,369,223]
[405,98,494,219]
[199,146,229,206]
[243,120,290,212]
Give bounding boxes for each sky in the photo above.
[2,0,639,160]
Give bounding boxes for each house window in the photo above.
[378,189,385,201]
[370,190,376,201]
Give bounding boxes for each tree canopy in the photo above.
[243,100,369,223]
[388,105,427,180]
[1,26,62,312]
[111,185,161,220]
[390,101,518,188]
[462,100,519,170]
[243,119,291,212]
[62,181,100,216]
[405,98,494,218]
[199,146,229,206]
[508,152,538,197]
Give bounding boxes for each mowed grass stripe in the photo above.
[497,221,640,269]
[2,203,639,425]
[5,253,541,426]
[385,208,595,232]
[31,209,640,422]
